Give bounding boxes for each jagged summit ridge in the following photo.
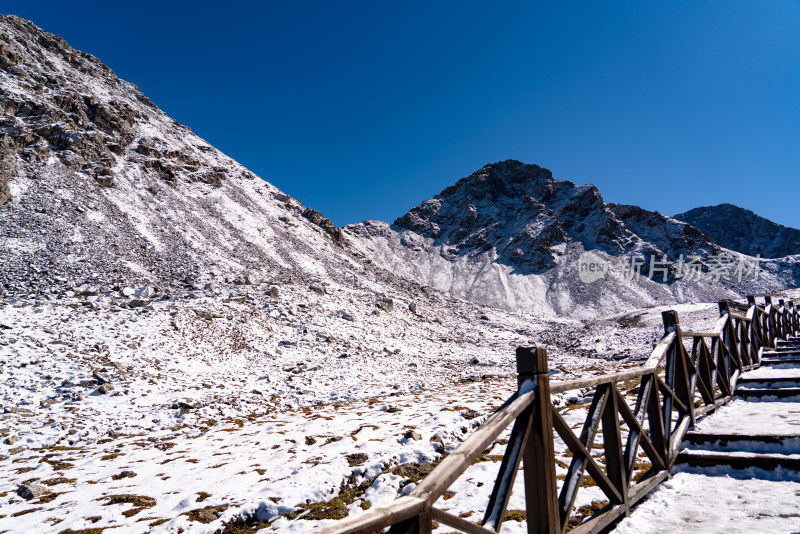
[392,159,634,273]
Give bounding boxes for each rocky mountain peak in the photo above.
[607,203,721,259]
[346,161,800,316]
[391,159,628,271]
[436,159,555,201]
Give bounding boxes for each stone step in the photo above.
[737,377,800,388]
[760,358,800,365]
[735,387,800,399]
[684,432,800,448]
[676,451,800,471]
[766,349,800,355]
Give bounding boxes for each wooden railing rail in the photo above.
[316,296,799,534]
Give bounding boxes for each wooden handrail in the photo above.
[313,296,799,534]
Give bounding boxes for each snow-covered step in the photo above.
[763,349,800,356]
[735,387,800,399]
[683,432,800,454]
[760,357,800,365]
[737,377,800,388]
[676,450,800,471]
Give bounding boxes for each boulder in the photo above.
[376,297,394,312]
[135,285,158,299]
[92,369,111,383]
[17,483,48,500]
[309,284,325,295]
[336,310,355,322]
[94,167,114,187]
[128,299,150,308]
[403,430,421,441]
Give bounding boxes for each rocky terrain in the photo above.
[675,203,800,259]
[0,14,358,301]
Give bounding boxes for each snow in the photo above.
[616,353,800,533]
[693,399,800,436]
[613,471,800,534]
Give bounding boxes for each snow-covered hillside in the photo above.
[0,14,362,297]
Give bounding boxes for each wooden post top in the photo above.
[765,296,773,305]
[718,300,730,315]
[779,299,785,307]
[747,295,756,305]
[662,310,680,335]
[516,345,548,375]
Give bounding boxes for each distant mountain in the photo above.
[674,204,800,259]
[346,161,799,317]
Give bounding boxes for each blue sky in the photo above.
[5,1,800,228]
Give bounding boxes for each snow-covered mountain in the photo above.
[674,203,800,259]
[345,160,799,317]
[0,14,361,297]
[1,12,797,321]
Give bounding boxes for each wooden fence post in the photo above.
[661,310,694,430]
[765,296,776,347]
[517,346,559,534]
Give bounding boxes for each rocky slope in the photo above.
[674,203,800,258]
[0,14,359,299]
[606,203,720,260]
[345,161,800,317]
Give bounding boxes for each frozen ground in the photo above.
[2,289,797,533]
[1,290,797,533]
[0,278,690,533]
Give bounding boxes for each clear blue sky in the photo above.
[6,1,800,228]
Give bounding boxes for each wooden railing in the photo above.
[317,296,799,534]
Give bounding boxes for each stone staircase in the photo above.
[676,336,800,471]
